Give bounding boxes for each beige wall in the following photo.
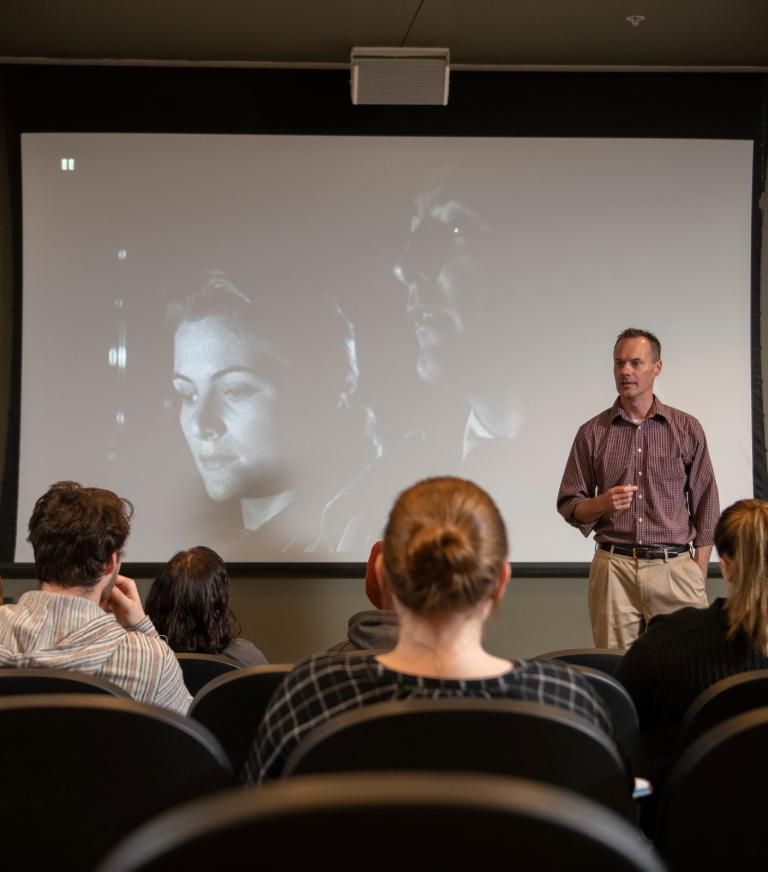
[1,573,729,664]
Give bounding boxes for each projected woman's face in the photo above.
[393,187,492,387]
[172,316,282,502]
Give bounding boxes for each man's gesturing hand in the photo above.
[573,484,639,525]
[601,485,638,513]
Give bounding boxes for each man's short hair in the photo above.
[27,481,134,589]
[614,328,661,362]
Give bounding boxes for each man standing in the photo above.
[0,481,191,713]
[557,329,719,649]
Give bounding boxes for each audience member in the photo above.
[146,546,267,666]
[0,481,191,713]
[242,476,611,783]
[327,540,398,653]
[617,498,768,793]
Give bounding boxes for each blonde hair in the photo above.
[715,499,768,653]
[381,477,508,615]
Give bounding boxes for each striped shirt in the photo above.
[242,652,613,783]
[0,590,192,714]
[557,396,719,547]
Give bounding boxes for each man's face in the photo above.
[613,337,662,405]
[393,187,493,387]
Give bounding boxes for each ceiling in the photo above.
[1,0,767,70]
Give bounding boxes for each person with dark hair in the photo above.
[170,271,377,557]
[616,499,768,824]
[558,328,719,649]
[0,481,191,713]
[242,476,611,784]
[146,546,266,666]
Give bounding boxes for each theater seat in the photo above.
[189,663,292,771]
[656,706,768,869]
[0,667,129,697]
[283,698,635,820]
[97,773,664,872]
[533,647,625,675]
[575,666,640,768]
[678,668,768,747]
[0,694,233,871]
[176,652,240,695]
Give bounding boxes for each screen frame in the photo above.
[0,66,765,577]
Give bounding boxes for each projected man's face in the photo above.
[393,188,492,386]
[172,316,282,502]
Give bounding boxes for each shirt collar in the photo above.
[611,395,669,424]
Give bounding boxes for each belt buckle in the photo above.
[632,546,638,559]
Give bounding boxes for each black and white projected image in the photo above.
[16,135,754,563]
[395,172,522,446]
[169,271,377,556]
[393,168,529,460]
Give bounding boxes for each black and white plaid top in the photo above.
[241,653,612,783]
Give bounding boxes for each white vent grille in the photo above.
[350,47,450,106]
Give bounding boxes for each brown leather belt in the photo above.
[598,543,691,560]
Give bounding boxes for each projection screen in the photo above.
[15,133,754,564]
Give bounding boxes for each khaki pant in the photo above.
[588,547,708,649]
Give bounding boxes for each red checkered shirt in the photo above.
[557,396,719,547]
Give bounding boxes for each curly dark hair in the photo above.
[145,546,240,654]
[27,481,133,589]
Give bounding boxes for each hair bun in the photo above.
[382,477,507,615]
[406,521,477,588]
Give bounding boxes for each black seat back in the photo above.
[0,694,234,871]
[176,653,240,695]
[283,698,634,819]
[98,773,665,872]
[0,666,129,696]
[679,668,768,747]
[534,648,625,676]
[577,665,640,767]
[189,663,292,771]
[657,706,768,869]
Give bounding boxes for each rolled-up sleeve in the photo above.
[557,424,597,537]
[685,419,720,547]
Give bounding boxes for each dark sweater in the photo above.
[616,598,768,786]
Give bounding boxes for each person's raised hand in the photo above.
[104,575,146,628]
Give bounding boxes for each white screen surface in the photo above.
[16,134,754,563]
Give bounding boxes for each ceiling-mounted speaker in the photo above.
[350,47,450,106]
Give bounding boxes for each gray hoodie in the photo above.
[327,609,399,654]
